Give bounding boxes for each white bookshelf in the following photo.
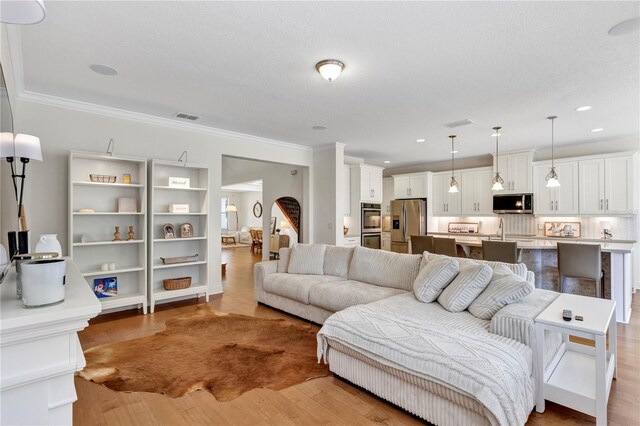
[68,151,148,314]
[148,160,210,313]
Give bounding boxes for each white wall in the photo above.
[312,144,344,244]
[239,191,263,229]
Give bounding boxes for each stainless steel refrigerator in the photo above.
[391,199,427,253]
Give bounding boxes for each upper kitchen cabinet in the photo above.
[352,164,384,203]
[382,177,394,215]
[432,172,461,216]
[533,160,579,215]
[460,167,493,215]
[579,153,636,215]
[493,151,533,193]
[392,172,429,199]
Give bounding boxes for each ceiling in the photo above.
[12,1,640,168]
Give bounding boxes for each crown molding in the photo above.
[312,142,346,152]
[3,26,312,154]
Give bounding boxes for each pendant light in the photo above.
[448,135,459,193]
[545,116,560,187]
[491,126,505,191]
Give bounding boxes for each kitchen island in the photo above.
[428,233,635,323]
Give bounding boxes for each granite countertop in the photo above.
[427,233,635,253]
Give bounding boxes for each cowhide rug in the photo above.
[79,306,329,401]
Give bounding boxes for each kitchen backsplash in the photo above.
[434,215,637,240]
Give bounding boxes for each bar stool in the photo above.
[557,242,604,298]
[433,237,457,257]
[410,235,434,255]
[482,240,518,264]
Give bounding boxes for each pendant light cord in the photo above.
[450,135,455,176]
[551,118,555,168]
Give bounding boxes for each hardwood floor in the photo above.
[75,247,640,425]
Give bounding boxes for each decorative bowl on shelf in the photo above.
[89,174,117,183]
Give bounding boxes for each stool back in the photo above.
[410,235,434,254]
[482,240,518,264]
[557,242,601,281]
[433,237,457,257]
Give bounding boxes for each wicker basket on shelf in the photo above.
[89,174,117,183]
[163,277,191,291]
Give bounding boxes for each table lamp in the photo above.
[280,220,290,235]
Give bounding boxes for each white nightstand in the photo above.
[535,294,616,426]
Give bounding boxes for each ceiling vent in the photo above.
[444,119,474,128]
[175,112,200,121]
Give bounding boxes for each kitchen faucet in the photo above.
[498,217,505,241]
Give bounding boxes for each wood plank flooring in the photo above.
[74,247,640,425]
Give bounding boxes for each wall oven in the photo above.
[361,203,382,233]
[362,233,381,250]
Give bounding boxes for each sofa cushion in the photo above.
[288,244,326,275]
[309,280,406,312]
[348,246,421,291]
[425,253,529,280]
[438,261,492,312]
[263,273,343,304]
[413,256,459,303]
[277,248,291,273]
[323,246,354,279]
[468,265,535,320]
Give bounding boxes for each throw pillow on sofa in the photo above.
[413,256,459,303]
[277,247,291,273]
[438,261,492,312]
[323,246,354,278]
[425,253,529,280]
[468,264,534,320]
[287,244,326,275]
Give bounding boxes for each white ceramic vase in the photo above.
[35,234,62,257]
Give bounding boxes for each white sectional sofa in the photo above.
[254,245,561,426]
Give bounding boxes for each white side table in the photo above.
[535,294,616,426]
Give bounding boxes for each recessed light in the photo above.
[575,105,592,112]
[89,64,118,76]
[591,128,604,132]
[491,133,501,137]
[416,138,425,143]
[383,160,391,164]
[608,17,640,37]
[451,150,459,154]
[312,125,327,131]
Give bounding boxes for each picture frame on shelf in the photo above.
[162,223,176,239]
[169,203,190,213]
[168,177,190,188]
[180,223,194,238]
[117,197,137,213]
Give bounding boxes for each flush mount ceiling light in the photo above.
[591,128,604,132]
[545,116,560,188]
[575,105,592,112]
[312,125,327,130]
[491,126,505,191]
[448,135,459,193]
[608,17,640,37]
[315,60,344,82]
[0,0,45,24]
[416,138,426,143]
[383,160,391,164]
[90,64,118,76]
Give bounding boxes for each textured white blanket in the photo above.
[318,304,533,426]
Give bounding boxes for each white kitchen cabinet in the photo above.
[533,161,579,215]
[392,172,428,199]
[381,233,391,251]
[493,151,533,193]
[343,165,351,216]
[357,165,384,203]
[382,177,394,215]
[579,154,634,215]
[460,168,493,215]
[432,172,460,216]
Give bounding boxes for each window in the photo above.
[221,197,229,231]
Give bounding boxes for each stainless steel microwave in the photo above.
[493,193,533,214]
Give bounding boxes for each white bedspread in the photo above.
[317,303,534,426]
